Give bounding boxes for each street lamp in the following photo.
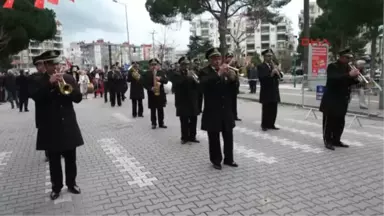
[379,33,383,110]
[112,0,132,64]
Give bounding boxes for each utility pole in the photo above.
[303,0,310,88]
[150,30,156,58]
[379,4,384,109]
[108,44,112,68]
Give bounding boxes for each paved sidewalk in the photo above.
[0,96,383,215]
[238,86,384,118]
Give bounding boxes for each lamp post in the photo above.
[113,0,132,64]
[379,32,383,109]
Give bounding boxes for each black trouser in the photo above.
[104,83,108,102]
[198,93,203,113]
[261,102,278,128]
[18,96,28,111]
[150,107,164,126]
[132,99,143,117]
[207,128,234,165]
[179,116,197,141]
[110,89,121,107]
[45,151,49,159]
[47,149,77,193]
[322,113,345,145]
[7,90,18,108]
[249,81,257,93]
[232,93,238,119]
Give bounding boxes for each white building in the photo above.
[298,0,323,30]
[12,20,64,70]
[190,14,295,58]
[66,42,83,66]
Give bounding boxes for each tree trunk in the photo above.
[370,28,378,77]
[218,14,228,57]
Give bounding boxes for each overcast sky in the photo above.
[47,0,304,50]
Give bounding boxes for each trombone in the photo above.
[348,63,369,84]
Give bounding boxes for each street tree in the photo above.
[0,0,57,57]
[155,26,176,64]
[186,35,213,60]
[145,0,291,55]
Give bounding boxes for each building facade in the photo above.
[12,20,64,70]
[189,14,295,58]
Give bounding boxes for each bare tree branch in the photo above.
[228,0,251,17]
[0,26,11,53]
[201,0,220,19]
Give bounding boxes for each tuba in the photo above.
[153,70,160,96]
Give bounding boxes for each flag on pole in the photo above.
[3,0,15,8]
[34,0,45,9]
[47,0,59,5]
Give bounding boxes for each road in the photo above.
[238,84,383,117]
[0,96,383,215]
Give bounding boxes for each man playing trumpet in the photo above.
[320,48,360,150]
[171,56,200,144]
[225,52,242,121]
[200,48,238,170]
[29,50,84,200]
[257,49,283,131]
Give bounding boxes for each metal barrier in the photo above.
[238,76,383,128]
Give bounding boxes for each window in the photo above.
[247,51,255,56]
[271,45,275,48]
[261,35,270,41]
[246,27,254,34]
[261,43,270,49]
[201,30,209,36]
[201,22,209,28]
[246,44,255,50]
[261,26,269,33]
[277,34,287,41]
[270,27,275,31]
[277,26,286,32]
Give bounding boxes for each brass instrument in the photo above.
[131,68,141,81]
[348,63,369,84]
[57,73,73,95]
[153,70,160,96]
[270,61,282,79]
[187,69,200,83]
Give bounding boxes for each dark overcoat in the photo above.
[257,62,283,104]
[171,69,200,117]
[127,69,145,100]
[196,68,207,113]
[141,70,168,109]
[29,73,84,152]
[200,66,236,132]
[319,61,359,116]
[16,75,29,99]
[28,72,44,128]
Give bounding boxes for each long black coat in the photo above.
[29,73,44,128]
[141,70,168,109]
[108,71,125,92]
[172,69,200,117]
[16,75,29,99]
[127,69,144,100]
[196,67,207,113]
[200,66,236,132]
[29,73,84,152]
[257,62,282,104]
[320,61,359,116]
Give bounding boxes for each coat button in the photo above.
[62,118,64,120]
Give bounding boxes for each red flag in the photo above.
[34,0,45,9]
[3,0,14,8]
[47,0,59,4]
[69,0,74,2]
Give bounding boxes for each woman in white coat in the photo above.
[78,70,90,99]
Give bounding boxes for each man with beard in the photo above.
[172,57,200,144]
[141,58,168,129]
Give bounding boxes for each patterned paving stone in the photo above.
[0,96,382,216]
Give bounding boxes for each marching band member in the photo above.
[194,59,207,113]
[171,56,200,144]
[107,65,123,107]
[320,48,360,150]
[257,49,283,131]
[225,52,242,121]
[200,48,238,170]
[127,62,145,118]
[29,50,84,200]
[353,60,368,109]
[103,65,109,103]
[67,65,80,83]
[142,58,168,129]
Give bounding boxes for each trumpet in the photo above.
[187,69,200,83]
[348,63,369,84]
[57,74,73,95]
[271,61,282,79]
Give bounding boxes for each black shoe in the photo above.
[325,144,335,150]
[235,118,242,121]
[181,140,188,144]
[25,109,29,112]
[262,128,268,131]
[138,115,144,117]
[67,185,81,194]
[224,161,239,167]
[50,191,60,200]
[334,142,349,148]
[132,115,137,118]
[152,125,156,129]
[270,126,280,130]
[213,164,222,170]
[159,125,167,128]
[45,157,49,162]
[189,138,200,143]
